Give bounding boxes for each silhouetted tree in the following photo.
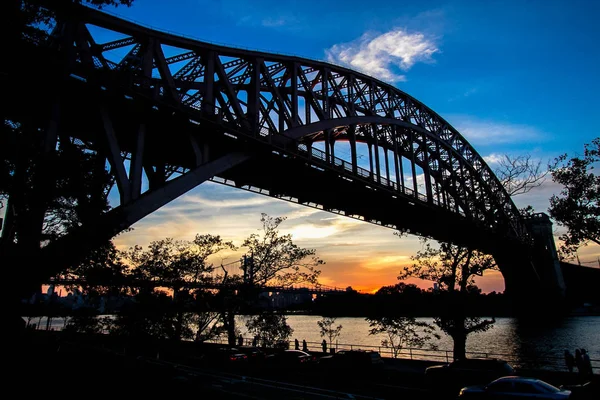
[64,308,106,335]
[59,241,128,297]
[2,0,135,331]
[548,137,599,255]
[317,316,343,350]
[120,234,236,341]
[245,311,293,349]
[221,214,323,345]
[375,282,422,297]
[241,214,323,286]
[399,239,497,360]
[124,235,236,287]
[366,316,438,358]
[107,291,192,341]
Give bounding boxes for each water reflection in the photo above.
[28,314,599,370]
[508,316,599,370]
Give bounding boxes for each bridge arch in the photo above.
[8,2,565,304]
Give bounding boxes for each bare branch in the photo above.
[495,154,548,196]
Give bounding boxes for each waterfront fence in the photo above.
[207,337,599,374]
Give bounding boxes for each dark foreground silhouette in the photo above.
[10,330,597,399]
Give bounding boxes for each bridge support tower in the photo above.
[497,213,566,315]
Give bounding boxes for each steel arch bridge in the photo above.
[4,3,564,300]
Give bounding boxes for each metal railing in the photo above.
[207,337,599,374]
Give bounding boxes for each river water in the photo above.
[28,315,599,370]
[235,315,599,370]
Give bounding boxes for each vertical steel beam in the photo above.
[373,125,381,184]
[189,135,202,166]
[290,62,298,127]
[202,51,215,115]
[325,129,331,163]
[368,142,374,178]
[349,125,358,175]
[248,58,261,136]
[423,137,433,203]
[392,125,402,192]
[384,144,391,185]
[410,131,419,197]
[140,40,154,91]
[348,74,355,116]
[322,67,330,119]
[330,136,336,160]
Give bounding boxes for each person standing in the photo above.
[575,349,583,375]
[295,338,299,350]
[322,339,327,353]
[302,339,308,352]
[581,349,592,377]
[564,350,575,373]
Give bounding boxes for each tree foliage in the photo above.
[400,240,497,293]
[317,316,343,347]
[117,234,235,340]
[245,311,293,349]
[122,234,236,287]
[241,214,323,286]
[59,241,128,296]
[366,316,439,358]
[548,137,600,254]
[399,239,497,360]
[106,291,195,341]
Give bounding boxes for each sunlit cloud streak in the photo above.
[326,28,439,82]
[447,115,543,146]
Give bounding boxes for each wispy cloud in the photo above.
[325,28,439,82]
[448,87,479,102]
[483,153,505,164]
[261,16,292,27]
[446,115,544,146]
[237,12,298,29]
[178,193,273,209]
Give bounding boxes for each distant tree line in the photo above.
[311,284,512,318]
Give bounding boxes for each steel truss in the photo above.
[16,2,531,270]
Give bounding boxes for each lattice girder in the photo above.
[44,3,524,242]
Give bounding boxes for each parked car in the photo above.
[458,376,571,399]
[425,358,515,393]
[560,379,599,400]
[318,350,385,379]
[319,350,384,369]
[235,346,266,363]
[264,350,316,366]
[202,346,248,366]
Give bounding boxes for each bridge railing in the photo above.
[295,143,439,208]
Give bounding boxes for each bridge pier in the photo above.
[495,213,567,315]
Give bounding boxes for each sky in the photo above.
[92,0,599,293]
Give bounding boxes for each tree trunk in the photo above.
[173,288,182,341]
[225,310,236,346]
[452,315,467,361]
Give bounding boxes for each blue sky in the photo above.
[95,0,600,292]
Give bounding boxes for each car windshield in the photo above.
[535,380,561,393]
